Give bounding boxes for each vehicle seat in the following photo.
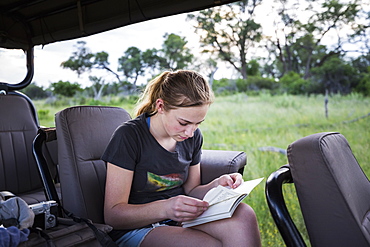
[0,91,58,204]
[55,105,247,224]
[56,106,131,223]
[266,132,370,247]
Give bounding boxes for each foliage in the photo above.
[44,0,370,99]
[246,59,261,77]
[37,109,50,120]
[60,41,94,76]
[310,56,358,94]
[160,33,194,70]
[351,54,370,96]
[212,78,238,95]
[265,0,365,82]
[279,71,317,95]
[88,76,106,100]
[53,0,370,97]
[118,46,145,85]
[61,41,121,83]
[188,0,263,79]
[50,80,83,97]
[354,71,370,96]
[236,76,278,93]
[21,83,49,99]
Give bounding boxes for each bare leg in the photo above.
[141,203,261,247]
[193,203,261,247]
[141,226,221,247]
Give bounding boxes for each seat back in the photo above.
[56,106,131,223]
[200,149,246,184]
[0,92,47,204]
[288,132,370,246]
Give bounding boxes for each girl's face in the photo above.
[157,100,209,142]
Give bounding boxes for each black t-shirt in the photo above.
[102,113,203,204]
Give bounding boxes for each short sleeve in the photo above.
[101,124,140,171]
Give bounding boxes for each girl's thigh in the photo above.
[140,225,221,247]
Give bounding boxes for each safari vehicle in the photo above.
[2,1,369,247]
[0,0,247,246]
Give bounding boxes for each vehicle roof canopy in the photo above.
[1,0,237,50]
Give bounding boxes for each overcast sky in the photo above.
[0,11,244,88]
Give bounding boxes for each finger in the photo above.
[181,205,207,216]
[226,177,235,188]
[230,173,243,188]
[173,197,208,214]
[182,196,209,207]
[172,204,207,221]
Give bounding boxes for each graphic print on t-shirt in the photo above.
[145,172,184,192]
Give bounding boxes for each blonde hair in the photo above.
[135,70,214,116]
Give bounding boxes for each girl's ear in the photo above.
[155,98,165,114]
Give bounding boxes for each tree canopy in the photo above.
[55,0,370,96]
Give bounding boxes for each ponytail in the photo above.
[134,72,170,116]
[134,70,214,117]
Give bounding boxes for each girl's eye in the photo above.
[179,122,187,126]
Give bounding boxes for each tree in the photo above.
[21,83,48,99]
[266,0,364,80]
[93,51,121,83]
[50,80,82,97]
[88,76,106,100]
[159,33,193,70]
[246,59,261,76]
[204,58,219,87]
[141,48,163,77]
[311,55,358,94]
[61,41,121,83]
[60,41,94,76]
[118,47,145,87]
[188,0,263,79]
[351,53,370,96]
[354,69,370,96]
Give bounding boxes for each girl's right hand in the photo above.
[165,195,208,222]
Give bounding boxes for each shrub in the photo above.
[37,109,50,120]
[236,76,278,94]
[212,78,237,95]
[354,73,370,97]
[50,80,83,97]
[279,72,312,95]
[21,83,49,99]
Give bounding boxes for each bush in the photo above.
[236,76,278,94]
[21,83,49,99]
[310,56,358,95]
[279,72,314,95]
[212,78,237,95]
[37,109,50,120]
[50,80,83,97]
[354,73,370,97]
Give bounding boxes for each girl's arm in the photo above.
[104,163,208,229]
[183,164,244,199]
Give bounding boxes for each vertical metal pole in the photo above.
[325,89,329,119]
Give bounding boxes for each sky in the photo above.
[0,11,242,88]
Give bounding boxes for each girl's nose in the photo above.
[184,125,196,137]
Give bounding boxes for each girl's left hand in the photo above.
[216,173,243,189]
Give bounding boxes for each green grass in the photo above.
[34,93,370,246]
[202,93,370,246]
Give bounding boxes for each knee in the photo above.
[234,203,258,225]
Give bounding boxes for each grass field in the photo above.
[34,93,370,246]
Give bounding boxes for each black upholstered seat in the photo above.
[266,132,370,247]
[0,92,59,204]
